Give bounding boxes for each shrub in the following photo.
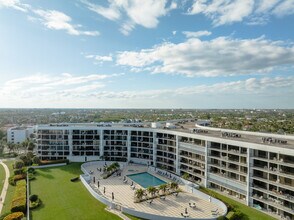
[3,212,24,220]
[40,159,69,165]
[28,173,35,181]
[27,167,35,173]
[13,174,26,182]
[18,155,31,166]
[13,169,24,176]
[30,199,42,210]
[14,161,24,169]
[70,177,79,182]
[32,156,40,165]
[29,194,38,202]
[8,177,16,186]
[10,180,26,213]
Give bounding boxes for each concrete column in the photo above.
[68,129,73,156]
[175,135,180,175]
[246,148,251,206]
[153,132,157,167]
[204,140,209,188]
[127,130,131,162]
[99,129,104,159]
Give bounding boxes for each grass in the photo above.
[200,187,276,220]
[124,213,145,220]
[0,163,5,193]
[1,160,15,215]
[30,163,123,220]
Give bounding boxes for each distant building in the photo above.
[151,122,161,128]
[7,126,34,144]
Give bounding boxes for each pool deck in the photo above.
[85,163,225,219]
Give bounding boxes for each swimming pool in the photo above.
[127,172,166,188]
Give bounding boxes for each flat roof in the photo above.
[35,122,294,149]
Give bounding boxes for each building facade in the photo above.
[35,123,294,220]
[7,126,34,144]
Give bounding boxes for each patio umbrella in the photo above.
[185,208,188,214]
[104,187,106,194]
[93,176,95,183]
[112,192,114,200]
[97,181,99,188]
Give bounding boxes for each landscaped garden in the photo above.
[200,187,276,220]
[29,163,123,220]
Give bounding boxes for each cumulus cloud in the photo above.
[187,0,294,26]
[81,0,177,35]
[182,30,211,38]
[116,36,294,77]
[0,0,30,12]
[33,9,99,36]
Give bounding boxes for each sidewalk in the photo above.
[0,160,10,215]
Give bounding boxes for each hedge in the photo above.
[11,180,26,213]
[13,174,26,182]
[40,159,69,165]
[3,212,24,220]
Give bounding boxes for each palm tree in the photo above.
[147,186,157,197]
[135,189,145,201]
[159,184,168,195]
[7,142,15,153]
[170,182,179,192]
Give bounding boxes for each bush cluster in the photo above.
[13,174,26,182]
[10,180,26,213]
[3,212,24,220]
[40,159,69,165]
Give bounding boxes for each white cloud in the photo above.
[0,75,293,108]
[188,0,254,26]
[116,36,294,77]
[172,30,177,35]
[272,1,294,17]
[182,30,211,38]
[0,73,122,99]
[187,0,294,26]
[0,0,29,12]
[85,54,113,63]
[81,0,176,35]
[33,9,99,36]
[81,0,121,21]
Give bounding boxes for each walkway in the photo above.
[0,160,10,215]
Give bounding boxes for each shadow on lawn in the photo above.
[57,162,84,176]
[35,170,54,179]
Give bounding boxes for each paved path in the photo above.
[0,160,10,215]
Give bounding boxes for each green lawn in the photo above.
[30,163,123,220]
[1,160,15,215]
[0,163,5,194]
[200,188,276,220]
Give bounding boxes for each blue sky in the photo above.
[0,0,294,108]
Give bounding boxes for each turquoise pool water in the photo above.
[127,172,166,188]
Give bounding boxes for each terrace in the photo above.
[82,162,226,219]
